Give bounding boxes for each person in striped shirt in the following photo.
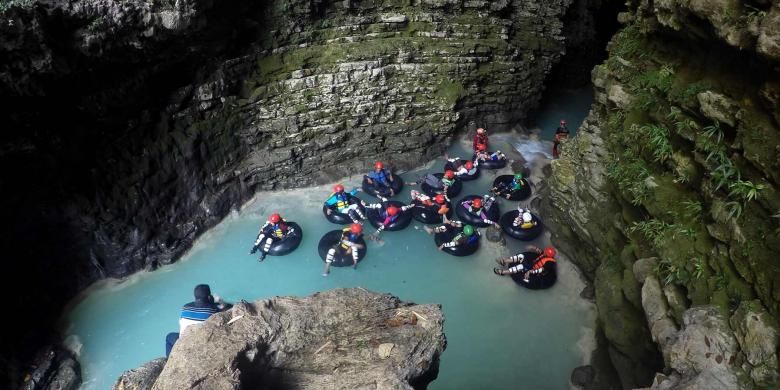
[165,284,231,357]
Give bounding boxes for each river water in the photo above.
[64,87,595,390]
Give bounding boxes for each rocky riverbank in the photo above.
[111,288,446,390]
[543,1,780,389]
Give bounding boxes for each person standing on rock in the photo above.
[494,246,557,281]
[323,223,365,276]
[365,161,396,198]
[473,127,489,152]
[165,284,231,357]
[553,119,569,158]
[249,213,295,262]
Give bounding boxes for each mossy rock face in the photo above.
[544,7,780,388]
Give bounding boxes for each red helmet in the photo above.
[386,206,399,216]
[472,198,482,208]
[269,213,281,223]
[477,144,487,151]
[374,161,384,169]
[350,223,363,234]
[434,194,446,204]
[544,246,556,257]
[477,128,485,134]
[465,161,474,170]
[444,170,455,179]
[334,184,345,193]
[560,119,567,125]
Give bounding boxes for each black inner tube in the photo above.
[492,175,531,201]
[433,226,479,257]
[472,153,506,170]
[322,194,366,224]
[266,222,303,256]
[421,173,463,198]
[455,195,500,227]
[508,251,557,289]
[317,229,367,267]
[366,200,413,231]
[444,159,480,181]
[499,210,544,241]
[410,199,453,224]
[362,174,404,198]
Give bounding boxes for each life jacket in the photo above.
[532,255,556,270]
[370,169,389,183]
[340,230,360,249]
[382,210,398,223]
[521,221,535,229]
[437,204,450,215]
[332,192,350,210]
[269,222,288,238]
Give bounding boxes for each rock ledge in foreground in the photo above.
[113,288,446,390]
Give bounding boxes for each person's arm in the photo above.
[387,170,394,182]
[526,245,542,254]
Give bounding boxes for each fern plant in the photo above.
[703,121,724,143]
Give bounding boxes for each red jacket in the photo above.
[473,133,488,151]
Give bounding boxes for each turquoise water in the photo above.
[534,87,594,139]
[64,90,596,390]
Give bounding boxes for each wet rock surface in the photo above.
[542,1,780,388]
[112,288,446,390]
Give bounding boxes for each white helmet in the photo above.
[522,212,533,223]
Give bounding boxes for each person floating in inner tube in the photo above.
[473,127,489,152]
[324,184,367,224]
[323,223,365,276]
[553,119,569,158]
[474,144,506,166]
[408,171,456,195]
[249,213,295,262]
[366,203,413,239]
[445,155,477,177]
[513,207,537,230]
[461,196,499,227]
[425,221,479,251]
[365,161,395,198]
[411,191,450,215]
[492,173,526,199]
[494,246,557,281]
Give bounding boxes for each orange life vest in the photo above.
[532,255,556,270]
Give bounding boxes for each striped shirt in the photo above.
[179,302,220,334]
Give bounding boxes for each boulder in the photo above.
[115,288,446,390]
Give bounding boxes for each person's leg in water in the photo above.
[350,246,359,269]
[494,253,525,275]
[346,204,366,223]
[322,247,338,276]
[258,236,275,262]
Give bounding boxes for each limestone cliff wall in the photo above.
[543,1,780,388]
[1,0,589,387]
